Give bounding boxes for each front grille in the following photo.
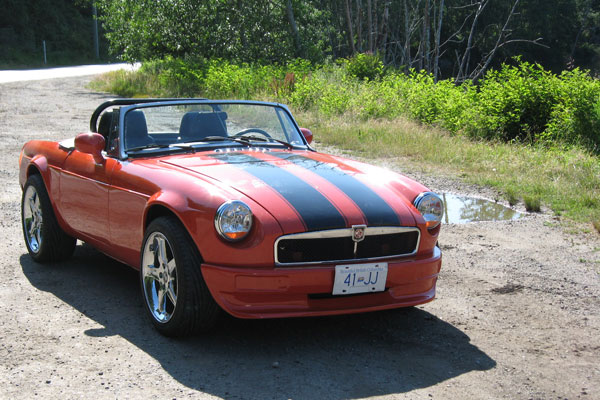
[275,227,420,265]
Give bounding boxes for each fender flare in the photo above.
[143,190,204,248]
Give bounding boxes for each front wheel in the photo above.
[140,216,220,336]
[21,174,76,262]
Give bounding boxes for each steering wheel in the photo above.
[233,128,273,139]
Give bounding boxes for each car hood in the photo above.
[161,150,418,234]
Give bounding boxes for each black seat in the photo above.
[179,112,228,142]
[97,111,113,139]
[97,111,114,151]
[125,110,154,149]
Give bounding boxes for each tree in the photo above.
[91,0,600,75]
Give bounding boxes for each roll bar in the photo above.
[89,98,207,132]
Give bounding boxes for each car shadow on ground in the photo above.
[21,244,495,399]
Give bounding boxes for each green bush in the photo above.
[464,62,557,142]
[153,56,207,97]
[91,57,600,153]
[544,68,600,150]
[345,53,384,81]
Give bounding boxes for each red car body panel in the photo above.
[201,246,441,319]
[20,135,442,319]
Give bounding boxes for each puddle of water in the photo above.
[442,193,522,224]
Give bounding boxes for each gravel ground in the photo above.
[0,76,599,400]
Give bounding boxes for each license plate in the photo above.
[332,262,388,295]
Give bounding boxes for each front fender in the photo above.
[144,189,214,242]
[20,154,48,188]
[143,189,282,268]
[19,142,74,237]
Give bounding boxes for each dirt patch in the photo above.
[490,283,525,295]
[1,76,599,399]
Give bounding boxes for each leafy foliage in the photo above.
[94,0,329,64]
[92,58,600,153]
[344,53,385,81]
[0,0,109,67]
[86,0,600,78]
[4,0,600,75]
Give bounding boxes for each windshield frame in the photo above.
[116,99,309,160]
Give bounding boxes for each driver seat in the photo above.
[125,110,155,149]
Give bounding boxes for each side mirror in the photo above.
[300,128,313,145]
[75,132,105,164]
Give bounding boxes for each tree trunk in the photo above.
[356,0,363,52]
[433,0,444,81]
[236,0,248,51]
[422,0,431,72]
[373,0,378,50]
[470,0,520,84]
[344,0,356,55]
[286,0,302,57]
[380,1,390,62]
[367,0,373,52]
[456,0,489,83]
[402,0,411,69]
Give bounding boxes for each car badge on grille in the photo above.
[352,225,367,242]
[351,225,367,258]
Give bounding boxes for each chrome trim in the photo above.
[142,232,178,323]
[351,224,367,242]
[351,224,367,257]
[274,226,421,266]
[23,184,43,254]
[214,200,253,242]
[413,191,444,229]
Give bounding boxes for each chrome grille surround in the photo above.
[274,226,421,266]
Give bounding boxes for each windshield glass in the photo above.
[122,102,306,152]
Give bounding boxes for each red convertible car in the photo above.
[19,99,443,336]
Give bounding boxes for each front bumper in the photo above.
[201,246,442,319]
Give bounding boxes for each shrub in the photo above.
[466,62,558,143]
[543,68,600,150]
[345,52,384,81]
[91,57,600,153]
[153,56,207,97]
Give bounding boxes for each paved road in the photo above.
[0,63,138,83]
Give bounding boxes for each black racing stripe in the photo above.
[271,153,401,227]
[210,153,347,231]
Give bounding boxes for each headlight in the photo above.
[214,200,253,241]
[413,192,444,229]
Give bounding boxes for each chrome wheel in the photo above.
[141,232,178,323]
[23,185,43,254]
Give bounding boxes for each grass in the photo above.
[88,69,160,98]
[523,195,542,212]
[506,188,520,207]
[296,112,600,231]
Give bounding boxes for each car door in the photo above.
[59,150,117,245]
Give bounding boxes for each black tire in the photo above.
[21,174,76,262]
[140,216,220,336]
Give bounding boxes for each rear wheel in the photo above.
[21,174,76,262]
[140,216,220,336]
